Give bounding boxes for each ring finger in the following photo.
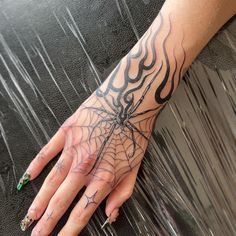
[58,181,110,236]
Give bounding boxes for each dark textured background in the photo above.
[0,0,235,235]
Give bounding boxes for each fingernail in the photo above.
[20,214,34,231]
[101,217,110,229]
[17,172,30,190]
[110,217,117,223]
[109,208,119,224]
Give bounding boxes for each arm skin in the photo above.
[17,0,236,235]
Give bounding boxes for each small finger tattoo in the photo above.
[45,210,54,222]
[55,159,65,173]
[84,190,98,208]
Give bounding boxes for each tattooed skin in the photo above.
[60,13,186,188]
[46,210,54,222]
[84,190,98,209]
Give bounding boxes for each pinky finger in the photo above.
[17,127,65,190]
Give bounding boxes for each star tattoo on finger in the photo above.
[45,210,54,222]
[55,159,64,173]
[84,190,98,209]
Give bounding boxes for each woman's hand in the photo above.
[19,89,156,235]
[17,0,236,234]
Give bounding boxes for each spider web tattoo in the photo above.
[61,13,186,187]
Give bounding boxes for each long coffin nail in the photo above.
[101,217,110,229]
[17,172,30,190]
[20,214,34,231]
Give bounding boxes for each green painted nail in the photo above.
[17,172,30,190]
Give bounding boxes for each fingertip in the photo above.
[109,208,119,223]
[105,197,115,217]
[105,193,121,218]
[20,205,39,232]
[17,171,31,191]
[20,128,66,188]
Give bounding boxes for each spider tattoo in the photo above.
[60,13,185,187]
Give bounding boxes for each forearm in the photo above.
[19,2,236,233]
[96,0,236,117]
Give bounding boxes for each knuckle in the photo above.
[122,189,133,200]
[71,155,96,175]
[36,145,49,162]
[50,195,67,211]
[90,171,113,184]
[79,212,91,225]
[44,171,59,186]
[41,144,49,154]
[31,227,41,236]
[69,158,97,176]
[101,172,114,182]
[50,195,62,208]
[28,207,41,220]
[71,211,90,225]
[61,115,75,130]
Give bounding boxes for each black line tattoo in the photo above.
[60,12,186,187]
[45,210,54,222]
[55,159,64,173]
[84,190,98,208]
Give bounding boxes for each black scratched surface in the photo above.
[0,0,236,235]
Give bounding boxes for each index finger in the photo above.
[17,127,65,190]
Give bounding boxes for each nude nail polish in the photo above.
[101,217,110,229]
[17,172,30,190]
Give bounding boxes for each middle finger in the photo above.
[31,167,86,235]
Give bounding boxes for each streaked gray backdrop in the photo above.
[0,0,235,235]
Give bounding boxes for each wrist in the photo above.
[95,12,187,119]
